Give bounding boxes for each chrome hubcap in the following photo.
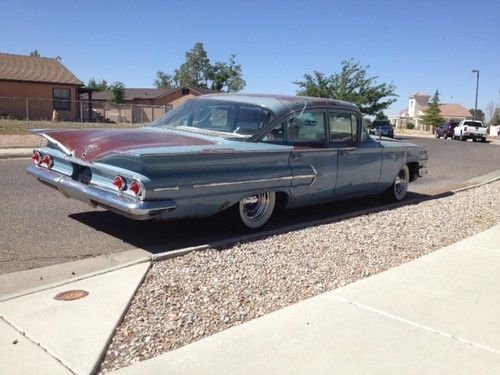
[394,169,408,198]
[242,193,271,222]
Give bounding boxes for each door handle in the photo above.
[291,152,302,160]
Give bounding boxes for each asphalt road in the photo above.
[1,136,499,274]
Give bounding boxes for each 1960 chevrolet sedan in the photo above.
[27,94,427,229]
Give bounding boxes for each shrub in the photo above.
[406,122,415,129]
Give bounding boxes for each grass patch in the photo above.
[0,119,143,135]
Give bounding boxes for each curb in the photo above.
[0,148,33,159]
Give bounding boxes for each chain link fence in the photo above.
[0,96,172,124]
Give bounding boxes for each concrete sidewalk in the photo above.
[115,224,500,374]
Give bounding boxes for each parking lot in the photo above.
[1,136,499,274]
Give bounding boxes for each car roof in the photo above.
[200,93,359,118]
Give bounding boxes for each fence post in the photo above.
[26,98,29,121]
[80,100,83,122]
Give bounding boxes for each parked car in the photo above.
[453,120,487,142]
[435,121,458,139]
[27,94,428,230]
[370,120,394,138]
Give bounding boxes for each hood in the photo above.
[33,128,215,162]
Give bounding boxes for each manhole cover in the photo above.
[54,290,89,301]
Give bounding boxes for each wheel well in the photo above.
[407,162,419,182]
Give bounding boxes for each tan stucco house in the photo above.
[391,92,472,130]
[0,52,83,121]
[90,86,215,123]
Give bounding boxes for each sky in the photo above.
[1,0,499,116]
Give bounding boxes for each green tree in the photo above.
[420,90,444,130]
[109,81,126,104]
[469,108,485,122]
[155,42,246,92]
[208,54,246,92]
[154,71,174,89]
[375,111,388,120]
[294,59,397,115]
[87,78,109,91]
[29,50,40,57]
[174,42,211,87]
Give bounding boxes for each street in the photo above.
[1,136,499,274]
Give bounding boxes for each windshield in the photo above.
[149,99,273,138]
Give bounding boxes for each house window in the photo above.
[53,88,71,110]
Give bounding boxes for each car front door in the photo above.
[330,110,382,198]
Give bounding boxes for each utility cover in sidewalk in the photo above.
[0,262,149,375]
[54,290,89,301]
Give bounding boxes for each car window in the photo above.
[287,111,326,143]
[361,122,371,142]
[192,105,234,130]
[330,112,358,143]
[262,122,285,143]
[234,106,270,135]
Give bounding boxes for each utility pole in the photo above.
[471,69,479,120]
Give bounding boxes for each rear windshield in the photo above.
[463,121,484,127]
[372,121,392,128]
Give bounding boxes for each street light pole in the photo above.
[471,69,480,120]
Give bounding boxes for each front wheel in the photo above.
[234,192,276,230]
[382,165,410,202]
[435,132,440,139]
[444,134,448,139]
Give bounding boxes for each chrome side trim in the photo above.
[193,174,316,188]
[26,165,176,220]
[154,186,180,192]
[193,176,292,188]
[308,164,319,186]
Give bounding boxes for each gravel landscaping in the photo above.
[99,181,500,373]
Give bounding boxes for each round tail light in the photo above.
[129,180,144,198]
[42,155,53,168]
[32,151,42,165]
[113,176,126,191]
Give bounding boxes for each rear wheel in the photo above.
[382,165,409,202]
[233,192,276,230]
[435,132,440,139]
[444,133,448,139]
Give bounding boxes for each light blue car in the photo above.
[27,94,428,230]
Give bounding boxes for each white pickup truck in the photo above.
[453,120,487,142]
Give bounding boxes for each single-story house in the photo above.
[90,86,216,123]
[0,52,84,121]
[391,92,472,130]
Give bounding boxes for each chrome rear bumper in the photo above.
[26,165,176,220]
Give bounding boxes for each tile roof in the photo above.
[92,86,218,101]
[409,91,430,98]
[438,103,472,118]
[0,52,83,85]
[91,88,170,101]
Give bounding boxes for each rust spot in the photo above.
[54,289,89,301]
